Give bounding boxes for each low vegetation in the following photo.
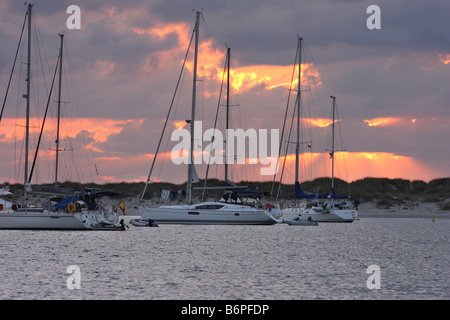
[3,177,450,210]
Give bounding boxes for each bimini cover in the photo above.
[221,189,269,202]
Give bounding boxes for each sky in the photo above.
[0,0,449,187]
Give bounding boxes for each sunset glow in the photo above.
[173,121,187,130]
[0,117,144,148]
[0,2,448,186]
[216,63,322,93]
[363,117,402,127]
[271,151,439,184]
[305,118,339,128]
[437,52,450,65]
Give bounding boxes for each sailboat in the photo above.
[279,36,358,223]
[0,4,124,230]
[138,11,278,225]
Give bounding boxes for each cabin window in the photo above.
[194,204,224,210]
[188,211,200,215]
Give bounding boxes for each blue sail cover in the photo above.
[53,191,118,211]
[295,182,328,200]
[331,187,350,200]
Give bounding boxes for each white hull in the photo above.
[0,209,122,230]
[140,202,277,225]
[281,207,357,223]
[0,211,87,230]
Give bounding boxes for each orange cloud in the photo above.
[437,52,450,65]
[173,120,187,130]
[304,118,339,128]
[0,117,144,149]
[363,117,403,127]
[133,22,193,72]
[95,61,116,77]
[134,21,322,95]
[362,117,442,128]
[217,63,322,93]
[133,22,190,47]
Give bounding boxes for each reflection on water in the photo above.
[0,218,449,299]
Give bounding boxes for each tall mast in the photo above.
[55,33,64,186]
[187,10,200,204]
[225,47,230,184]
[330,95,336,196]
[295,36,303,185]
[24,3,33,201]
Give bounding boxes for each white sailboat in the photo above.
[280,37,358,223]
[0,4,124,230]
[139,11,278,225]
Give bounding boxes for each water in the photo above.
[0,217,448,300]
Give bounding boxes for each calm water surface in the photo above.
[0,217,448,300]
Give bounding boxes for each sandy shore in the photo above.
[356,201,450,219]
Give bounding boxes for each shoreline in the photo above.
[356,202,450,219]
[117,198,450,219]
[4,193,449,220]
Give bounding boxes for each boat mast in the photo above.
[55,33,64,186]
[330,95,336,197]
[225,46,230,184]
[24,3,33,202]
[295,36,303,186]
[187,10,201,204]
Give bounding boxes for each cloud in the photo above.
[1,0,449,184]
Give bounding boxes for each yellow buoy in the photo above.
[432,217,435,222]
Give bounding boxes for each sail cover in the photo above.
[53,191,118,210]
[295,182,328,200]
[331,187,350,199]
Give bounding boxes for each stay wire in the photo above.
[1,11,28,124]
[28,51,60,182]
[141,23,195,200]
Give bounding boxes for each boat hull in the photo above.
[0,210,123,230]
[0,212,89,230]
[140,202,277,225]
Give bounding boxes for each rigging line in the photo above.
[12,36,28,183]
[276,93,298,201]
[28,51,60,183]
[34,17,52,86]
[140,24,196,201]
[32,17,49,114]
[1,11,28,124]
[303,43,332,98]
[156,65,188,184]
[271,39,299,196]
[155,53,191,185]
[334,100,351,191]
[201,46,228,200]
[65,44,96,182]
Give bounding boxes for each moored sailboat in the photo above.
[138,11,278,225]
[279,37,358,223]
[0,4,124,230]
